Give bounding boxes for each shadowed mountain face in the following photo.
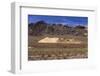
[28,20,87,36]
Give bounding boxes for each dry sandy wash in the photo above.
[38,37,82,44]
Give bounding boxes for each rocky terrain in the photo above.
[28,20,88,60]
[28,20,87,36]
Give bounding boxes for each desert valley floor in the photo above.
[28,35,88,60]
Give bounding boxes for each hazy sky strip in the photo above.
[28,15,88,26]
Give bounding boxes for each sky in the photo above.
[28,15,88,26]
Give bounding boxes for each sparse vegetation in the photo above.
[28,47,87,60]
[28,21,87,36]
[28,20,88,60]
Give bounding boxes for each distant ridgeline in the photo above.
[28,21,87,36]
